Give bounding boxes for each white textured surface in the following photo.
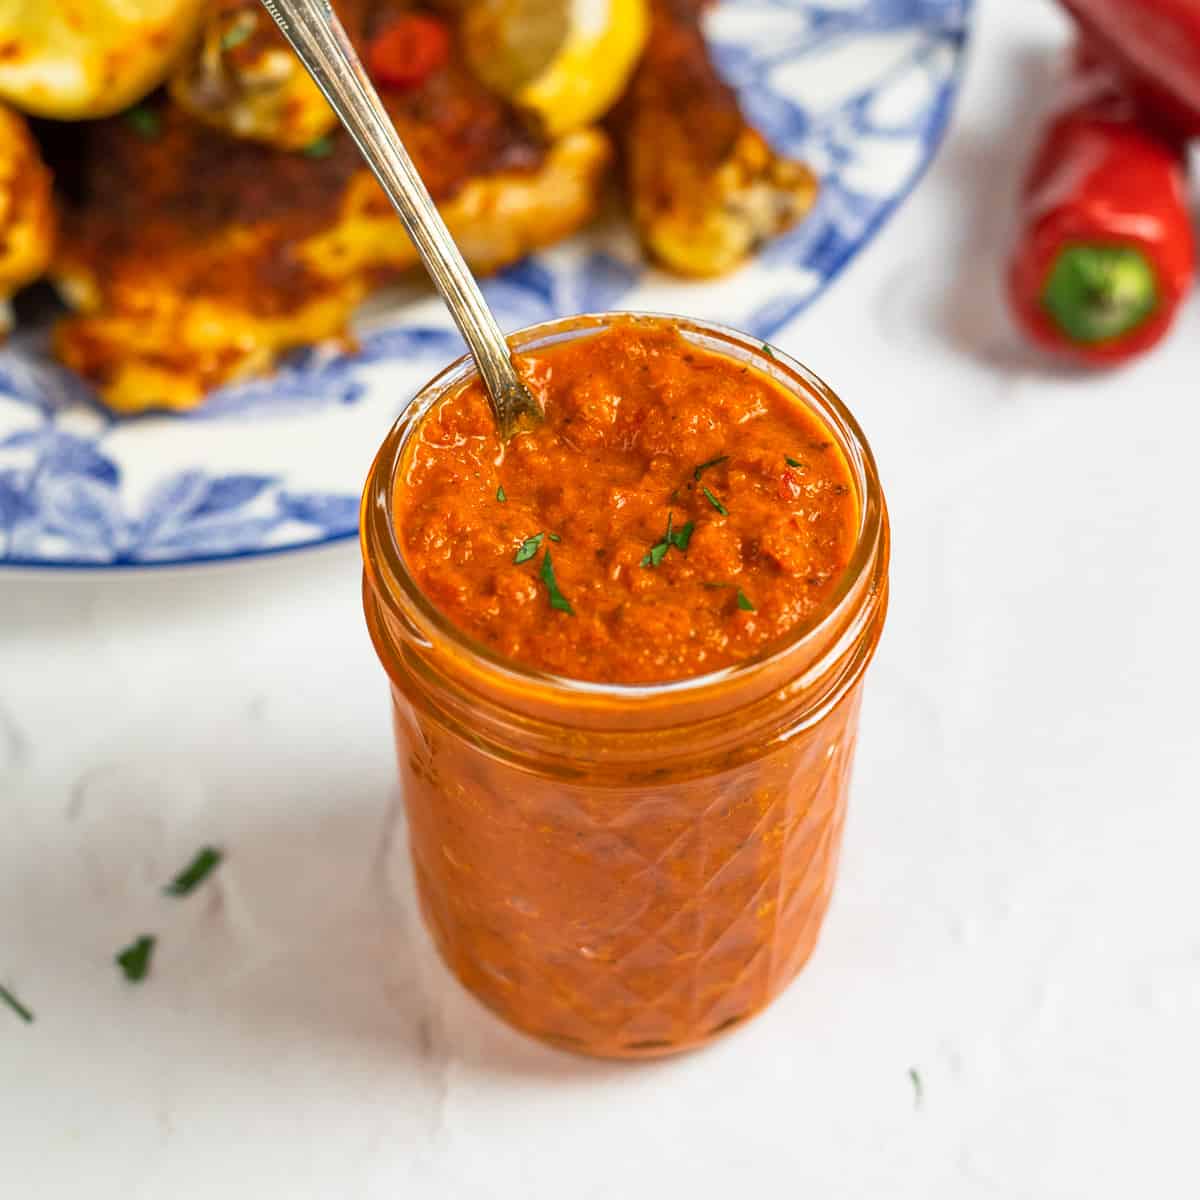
[3,2,1198,1195]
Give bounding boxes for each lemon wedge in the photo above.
[463,0,648,138]
[0,0,205,119]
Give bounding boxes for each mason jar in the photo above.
[362,313,889,1058]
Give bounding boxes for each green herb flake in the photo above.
[785,456,803,469]
[496,485,507,503]
[514,532,544,564]
[0,983,33,1024]
[702,487,728,516]
[702,581,731,591]
[165,846,223,897]
[125,107,161,139]
[643,512,692,567]
[548,532,561,542]
[303,135,335,159]
[693,454,729,481]
[761,342,776,359]
[670,520,694,552]
[540,548,573,614]
[736,589,755,612]
[909,1067,923,1110]
[220,19,254,51]
[116,935,156,984]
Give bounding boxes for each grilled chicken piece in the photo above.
[0,105,53,332]
[613,0,816,277]
[54,64,610,412]
[168,0,365,150]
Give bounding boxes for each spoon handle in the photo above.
[259,0,540,438]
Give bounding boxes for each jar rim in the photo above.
[361,311,887,708]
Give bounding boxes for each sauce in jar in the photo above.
[395,321,858,684]
[363,314,889,1058]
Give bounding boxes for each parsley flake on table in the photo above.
[702,487,728,516]
[514,532,544,564]
[116,935,156,984]
[540,549,573,614]
[0,983,33,1024]
[165,846,223,897]
[909,1067,923,1110]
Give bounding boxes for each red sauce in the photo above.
[394,320,859,684]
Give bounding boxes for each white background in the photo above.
[3,2,1198,1195]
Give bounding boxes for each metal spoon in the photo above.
[258,0,542,440]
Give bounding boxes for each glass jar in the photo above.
[361,313,889,1059]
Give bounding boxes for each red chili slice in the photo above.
[368,14,451,92]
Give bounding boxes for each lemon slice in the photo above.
[463,0,648,138]
[0,0,206,119]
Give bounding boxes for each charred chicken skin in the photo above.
[613,0,817,277]
[54,4,610,412]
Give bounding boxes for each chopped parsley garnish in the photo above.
[693,455,729,481]
[496,485,507,503]
[303,135,335,159]
[125,107,161,139]
[761,342,776,359]
[514,532,544,564]
[165,847,223,897]
[703,581,754,611]
[220,19,254,50]
[0,983,33,1023]
[702,487,728,516]
[785,456,803,469]
[116,935,156,983]
[548,532,561,542]
[909,1067,923,1110]
[642,512,693,567]
[540,548,573,614]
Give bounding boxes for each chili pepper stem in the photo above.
[1041,244,1160,344]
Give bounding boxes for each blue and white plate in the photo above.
[0,0,972,569]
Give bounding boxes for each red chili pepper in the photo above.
[1008,57,1195,367]
[1059,0,1200,136]
[368,14,451,92]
